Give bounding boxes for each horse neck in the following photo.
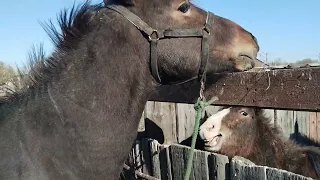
[43,31,157,177]
[2,18,158,178]
[250,117,305,169]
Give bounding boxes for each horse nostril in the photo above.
[207,125,215,131]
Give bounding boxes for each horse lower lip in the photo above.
[205,135,221,146]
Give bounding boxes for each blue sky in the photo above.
[0,0,319,68]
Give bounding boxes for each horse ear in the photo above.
[203,110,211,120]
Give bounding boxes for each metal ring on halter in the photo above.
[148,30,160,41]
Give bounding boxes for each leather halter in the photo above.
[106,4,214,85]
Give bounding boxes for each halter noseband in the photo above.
[106,4,214,85]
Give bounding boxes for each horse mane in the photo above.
[0,0,104,104]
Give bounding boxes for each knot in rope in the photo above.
[194,98,206,112]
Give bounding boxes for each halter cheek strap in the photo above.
[106,4,214,85]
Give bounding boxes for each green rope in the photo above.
[183,96,218,180]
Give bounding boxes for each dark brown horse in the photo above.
[199,107,320,179]
[0,0,259,179]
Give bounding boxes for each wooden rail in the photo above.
[149,67,320,111]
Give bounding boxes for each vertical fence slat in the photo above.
[230,156,266,180]
[170,144,210,180]
[266,167,314,180]
[144,101,177,144]
[192,149,210,180]
[276,110,295,138]
[309,112,317,142]
[176,103,196,143]
[263,109,275,125]
[266,168,289,179]
[170,144,189,180]
[150,140,161,179]
[138,111,145,132]
[134,140,142,176]
[294,111,309,139]
[316,112,320,143]
[159,144,172,180]
[207,153,230,180]
[141,139,152,176]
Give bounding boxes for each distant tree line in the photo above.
[0,62,17,84]
[267,58,319,67]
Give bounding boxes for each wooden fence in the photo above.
[120,138,313,180]
[137,101,320,146]
[120,101,320,179]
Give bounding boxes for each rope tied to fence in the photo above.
[183,95,218,180]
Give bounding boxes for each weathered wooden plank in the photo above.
[175,103,196,143]
[266,168,290,180]
[276,110,295,138]
[192,149,210,180]
[263,109,275,125]
[149,67,320,111]
[294,111,309,138]
[207,153,230,180]
[170,144,190,180]
[230,156,266,180]
[169,144,210,180]
[317,112,320,143]
[138,111,145,132]
[159,144,172,180]
[205,106,223,116]
[141,139,153,176]
[291,111,310,144]
[144,101,177,144]
[266,167,313,180]
[134,140,142,175]
[309,112,317,142]
[149,140,161,179]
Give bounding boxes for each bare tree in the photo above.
[0,62,17,84]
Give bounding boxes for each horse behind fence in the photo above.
[198,106,320,179]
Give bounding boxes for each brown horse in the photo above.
[199,107,320,179]
[0,0,259,179]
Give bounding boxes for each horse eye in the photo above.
[240,111,248,116]
[178,2,190,13]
